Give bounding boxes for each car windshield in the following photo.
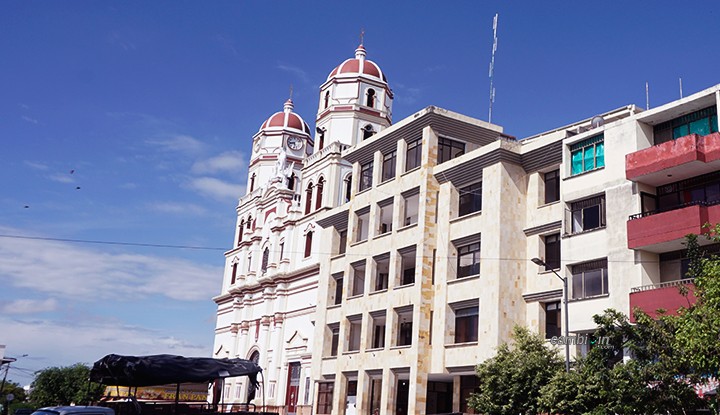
[32,411,60,415]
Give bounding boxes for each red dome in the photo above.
[259,99,311,135]
[327,45,388,83]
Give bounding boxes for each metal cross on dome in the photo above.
[359,28,365,45]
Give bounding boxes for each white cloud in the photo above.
[0,316,210,386]
[191,151,246,174]
[148,202,207,216]
[187,177,243,201]
[24,161,49,170]
[48,173,75,183]
[0,229,222,302]
[22,115,39,124]
[147,135,206,155]
[1,298,57,314]
[277,64,310,84]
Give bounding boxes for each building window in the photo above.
[356,210,370,242]
[654,106,718,144]
[347,315,362,351]
[246,215,252,229]
[366,88,376,107]
[458,182,482,216]
[304,232,313,258]
[305,183,313,214]
[238,220,244,245]
[369,378,382,415]
[323,91,330,109]
[373,254,390,291]
[261,247,269,273]
[457,241,481,278]
[362,124,375,141]
[351,261,366,297]
[395,306,413,346]
[279,241,284,260]
[247,253,252,273]
[344,175,352,203]
[438,137,465,164]
[651,170,720,214]
[249,173,256,192]
[543,233,561,270]
[360,161,373,191]
[403,191,419,226]
[571,259,608,299]
[453,305,479,343]
[545,301,561,338]
[382,151,397,182]
[405,138,422,171]
[330,273,343,306]
[338,229,347,255]
[315,177,324,210]
[378,199,393,234]
[231,262,238,285]
[318,129,325,150]
[288,173,296,191]
[568,195,605,234]
[370,311,386,349]
[317,382,333,414]
[570,134,604,176]
[400,247,416,286]
[544,169,560,203]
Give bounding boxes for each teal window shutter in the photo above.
[595,142,605,168]
[571,149,583,175]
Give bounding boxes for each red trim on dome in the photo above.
[364,62,380,78]
[266,112,285,127]
[287,114,303,130]
[342,59,360,73]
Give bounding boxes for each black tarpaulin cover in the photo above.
[90,354,261,387]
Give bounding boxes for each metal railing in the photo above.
[628,199,720,221]
[630,278,695,293]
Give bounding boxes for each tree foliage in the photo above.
[468,326,562,415]
[29,364,104,408]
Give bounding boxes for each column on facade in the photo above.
[406,125,439,414]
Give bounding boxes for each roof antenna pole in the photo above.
[646,81,650,110]
[359,28,365,46]
[289,84,293,101]
[679,77,683,98]
[488,13,498,123]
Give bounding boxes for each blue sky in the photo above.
[1,1,719,386]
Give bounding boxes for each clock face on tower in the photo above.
[287,136,303,150]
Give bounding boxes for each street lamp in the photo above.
[532,257,570,373]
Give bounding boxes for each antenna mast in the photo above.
[679,77,683,98]
[645,81,649,110]
[488,13,498,123]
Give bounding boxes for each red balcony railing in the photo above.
[627,202,720,252]
[626,132,720,186]
[629,278,696,322]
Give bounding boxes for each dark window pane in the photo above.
[583,205,600,230]
[545,301,561,338]
[544,234,561,270]
[544,170,560,203]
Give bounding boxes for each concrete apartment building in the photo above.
[212,41,720,414]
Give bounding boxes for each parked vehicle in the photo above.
[31,407,114,415]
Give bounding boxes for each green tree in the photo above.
[468,326,562,415]
[29,364,104,407]
[1,381,26,403]
[674,224,720,376]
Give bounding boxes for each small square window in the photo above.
[544,170,560,204]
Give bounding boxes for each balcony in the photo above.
[629,278,696,322]
[626,132,720,186]
[627,201,720,252]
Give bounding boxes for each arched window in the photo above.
[362,124,375,141]
[249,173,256,192]
[315,177,324,210]
[288,173,296,191]
[324,91,330,109]
[366,88,376,107]
[231,261,238,285]
[318,130,325,150]
[238,220,244,245]
[304,232,313,258]
[246,351,260,402]
[305,183,313,214]
[344,175,352,203]
[247,215,252,229]
[261,247,269,273]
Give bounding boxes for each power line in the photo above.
[0,234,226,251]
